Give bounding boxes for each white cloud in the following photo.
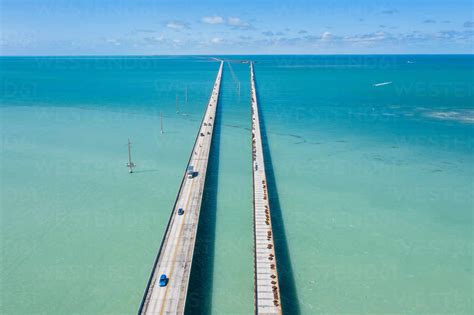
[202,16,224,24]
[166,21,188,30]
[200,15,253,30]
[227,17,253,30]
[344,31,388,42]
[211,37,222,44]
[321,32,332,40]
[227,17,243,26]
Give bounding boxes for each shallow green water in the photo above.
[1,56,473,314]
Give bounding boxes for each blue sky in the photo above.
[1,0,473,55]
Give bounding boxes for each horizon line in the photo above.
[1,53,473,57]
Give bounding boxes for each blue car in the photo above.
[178,208,184,216]
[159,274,168,287]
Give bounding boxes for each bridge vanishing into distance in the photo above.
[250,62,282,315]
[139,60,282,315]
[139,61,223,315]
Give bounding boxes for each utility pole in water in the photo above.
[160,111,164,134]
[185,85,188,105]
[126,138,136,173]
[176,94,179,113]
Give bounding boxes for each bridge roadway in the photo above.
[250,62,283,315]
[139,61,223,315]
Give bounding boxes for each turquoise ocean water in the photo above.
[1,55,473,314]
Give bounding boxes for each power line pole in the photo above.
[126,138,136,173]
[176,93,179,113]
[185,85,188,104]
[160,111,164,134]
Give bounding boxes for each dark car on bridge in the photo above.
[159,274,168,287]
